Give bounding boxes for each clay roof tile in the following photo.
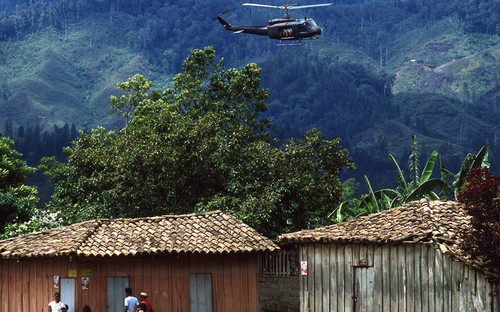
[280,200,469,248]
[0,211,278,259]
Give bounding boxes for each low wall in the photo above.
[258,276,300,312]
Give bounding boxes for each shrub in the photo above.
[457,167,500,268]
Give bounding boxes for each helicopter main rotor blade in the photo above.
[242,3,333,10]
[288,3,334,10]
[242,3,285,9]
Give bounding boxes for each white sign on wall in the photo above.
[301,261,308,276]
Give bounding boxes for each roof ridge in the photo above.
[69,219,103,254]
[99,210,226,223]
[417,200,441,237]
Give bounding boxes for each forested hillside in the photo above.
[0,0,499,193]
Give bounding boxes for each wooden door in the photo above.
[353,267,375,312]
[190,273,213,312]
[107,277,130,312]
[61,278,75,312]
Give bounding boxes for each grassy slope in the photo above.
[0,15,154,131]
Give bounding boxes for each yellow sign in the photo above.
[81,269,93,276]
[68,270,77,277]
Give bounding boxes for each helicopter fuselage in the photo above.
[267,19,322,39]
[216,15,322,41]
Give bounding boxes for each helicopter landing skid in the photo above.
[277,40,306,47]
[277,35,320,46]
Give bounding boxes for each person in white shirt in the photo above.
[124,287,139,312]
[48,292,67,312]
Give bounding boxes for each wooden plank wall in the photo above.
[0,253,258,312]
[299,243,499,312]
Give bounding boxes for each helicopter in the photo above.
[214,3,333,46]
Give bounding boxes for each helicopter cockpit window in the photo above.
[309,20,317,26]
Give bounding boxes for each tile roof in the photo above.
[280,200,468,246]
[0,210,278,259]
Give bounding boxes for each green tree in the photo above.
[109,74,154,131]
[43,47,353,238]
[0,136,38,233]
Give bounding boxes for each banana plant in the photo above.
[440,144,490,198]
[331,141,491,222]
[355,135,456,216]
[358,150,452,213]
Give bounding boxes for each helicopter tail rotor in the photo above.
[212,9,230,21]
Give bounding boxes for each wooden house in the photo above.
[0,210,278,312]
[279,200,500,312]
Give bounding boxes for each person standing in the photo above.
[124,287,139,312]
[139,292,155,312]
[48,292,67,312]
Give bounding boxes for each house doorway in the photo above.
[353,266,375,312]
[60,278,75,312]
[107,277,130,312]
[190,273,213,312]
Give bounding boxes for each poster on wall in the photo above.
[301,261,308,276]
[82,277,90,290]
[53,276,59,288]
[81,269,93,276]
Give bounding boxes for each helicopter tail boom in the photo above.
[214,10,269,36]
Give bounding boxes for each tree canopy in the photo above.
[0,136,38,232]
[43,47,353,238]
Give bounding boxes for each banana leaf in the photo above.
[440,155,456,183]
[406,178,453,203]
[389,154,408,192]
[471,144,490,169]
[455,153,474,192]
[329,201,346,223]
[420,150,438,184]
[359,184,398,214]
[363,175,380,214]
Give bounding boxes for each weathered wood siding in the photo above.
[300,243,499,312]
[0,253,258,312]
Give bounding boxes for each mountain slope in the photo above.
[0,0,499,188]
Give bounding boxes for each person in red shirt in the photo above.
[139,292,154,312]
